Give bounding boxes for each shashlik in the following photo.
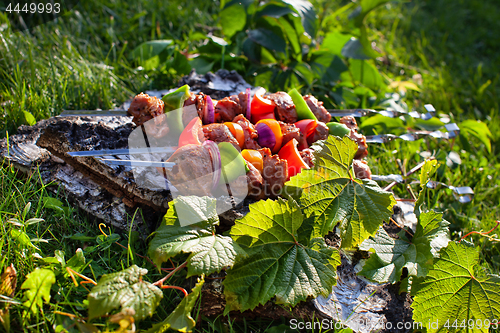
[124,87,372,199]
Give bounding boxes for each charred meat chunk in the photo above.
[264,92,298,123]
[202,123,240,149]
[353,159,372,180]
[237,91,248,116]
[233,114,261,150]
[303,95,331,123]
[246,162,265,200]
[310,121,329,143]
[182,92,201,127]
[258,148,288,198]
[215,96,243,122]
[339,116,358,130]
[340,116,368,159]
[351,131,368,159]
[278,121,302,146]
[299,148,315,168]
[166,144,214,196]
[128,93,165,126]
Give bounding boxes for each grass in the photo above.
[0,0,499,331]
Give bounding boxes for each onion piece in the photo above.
[202,140,221,191]
[246,88,251,120]
[255,122,276,150]
[203,95,215,124]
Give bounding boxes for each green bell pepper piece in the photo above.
[218,142,248,185]
[326,122,351,137]
[162,84,191,137]
[288,88,317,120]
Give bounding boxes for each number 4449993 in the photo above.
[5,3,61,14]
[444,319,498,330]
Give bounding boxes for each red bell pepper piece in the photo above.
[278,138,310,178]
[178,117,204,147]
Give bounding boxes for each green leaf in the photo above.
[130,40,173,62]
[23,111,36,126]
[247,28,287,54]
[87,265,162,321]
[66,248,86,273]
[341,37,372,60]
[145,276,204,333]
[280,0,317,38]
[358,211,449,284]
[359,114,405,132]
[459,119,492,153]
[286,136,396,248]
[148,196,246,277]
[220,4,246,38]
[42,196,67,214]
[411,242,500,332]
[321,30,352,56]
[415,160,440,217]
[350,0,390,27]
[256,3,295,19]
[130,40,174,70]
[278,16,301,58]
[309,51,348,83]
[348,59,383,90]
[413,211,450,257]
[10,229,38,250]
[225,198,340,312]
[21,268,56,318]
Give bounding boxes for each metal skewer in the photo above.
[99,159,175,168]
[67,147,176,157]
[58,109,129,117]
[328,104,436,120]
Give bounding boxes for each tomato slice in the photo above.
[224,122,245,149]
[241,149,263,173]
[178,117,204,147]
[256,119,283,153]
[278,138,309,178]
[251,93,276,116]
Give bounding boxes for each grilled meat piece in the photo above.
[351,131,368,159]
[303,95,331,123]
[202,123,240,149]
[215,96,243,122]
[182,92,201,127]
[246,162,265,200]
[265,92,298,123]
[233,114,261,150]
[258,148,288,198]
[237,91,248,116]
[310,121,329,143]
[128,93,165,126]
[279,121,302,146]
[339,116,358,130]
[166,144,214,196]
[340,116,369,159]
[353,159,372,180]
[300,148,315,168]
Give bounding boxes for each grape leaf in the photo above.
[358,211,449,283]
[145,276,204,333]
[148,196,246,277]
[224,198,340,312]
[413,211,450,257]
[286,136,396,248]
[411,242,500,332]
[21,268,56,318]
[87,265,162,321]
[415,159,439,217]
